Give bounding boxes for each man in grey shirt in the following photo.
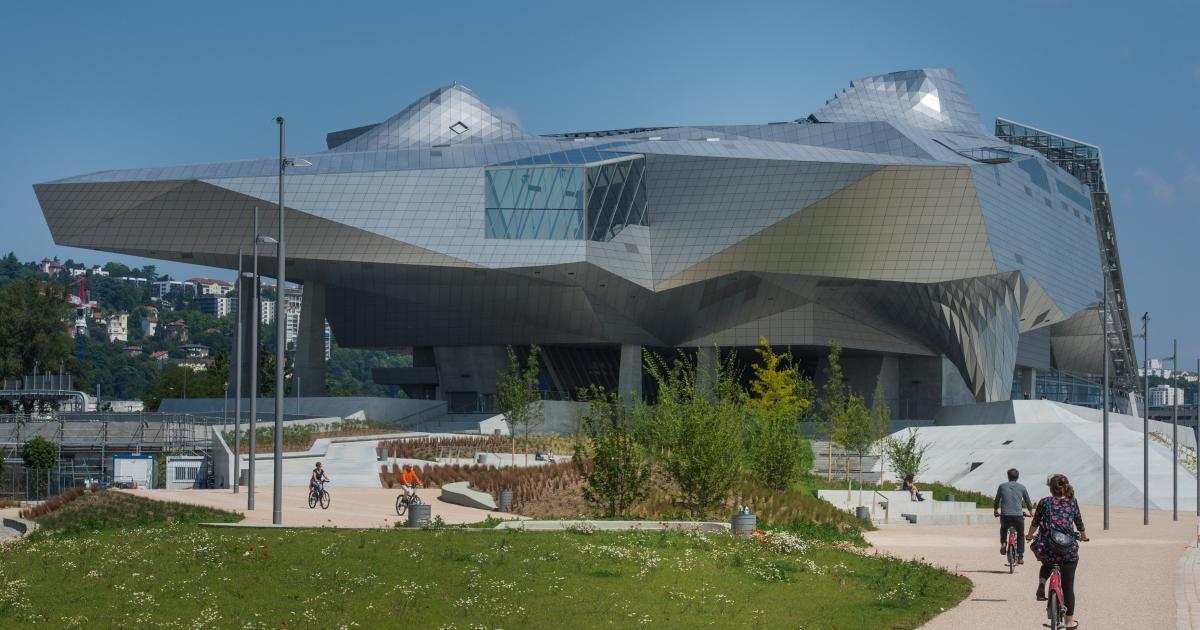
[994,468,1034,562]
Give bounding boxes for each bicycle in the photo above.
[395,487,423,516]
[1005,525,1019,574]
[308,482,331,510]
[1045,562,1066,630]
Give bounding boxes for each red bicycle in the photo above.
[1044,562,1066,629]
[1005,525,1019,574]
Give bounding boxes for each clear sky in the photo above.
[1,0,1196,363]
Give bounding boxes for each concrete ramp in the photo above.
[889,401,1197,511]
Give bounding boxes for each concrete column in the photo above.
[618,344,643,400]
[1019,367,1037,399]
[294,281,326,397]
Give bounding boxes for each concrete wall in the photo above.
[540,400,588,435]
[210,427,233,490]
[159,396,446,425]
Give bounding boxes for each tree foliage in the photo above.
[325,342,410,396]
[22,435,57,470]
[0,279,76,381]
[883,428,930,482]
[744,338,814,490]
[644,349,744,518]
[830,393,874,482]
[496,345,543,465]
[574,387,652,517]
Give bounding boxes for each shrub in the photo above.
[574,388,651,517]
[644,349,744,518]
[883,428,930,481]
[744,338,813,491]
[19,487,83,519]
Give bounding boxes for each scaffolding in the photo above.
[0,412,217,498]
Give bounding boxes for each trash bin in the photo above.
[855,506,871,521]
[499,489,513,513]
[731,513,756,536]
[408,503,432,528]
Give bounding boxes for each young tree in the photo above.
[574,387,652,516]
[870,376,892,484]
[22,435,57,499]
[644,349,744,518]
[830,393,874,487]
[883,428,930,483]
[495,345,543,466]
[745,338,814,490]
[817,340,847,480]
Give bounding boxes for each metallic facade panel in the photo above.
[32,68,1132,403]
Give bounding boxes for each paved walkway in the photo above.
[867,505,1195,629]
[1178,547,1200,629]
[122,487,521,528]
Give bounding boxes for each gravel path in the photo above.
[868,505,1195,629]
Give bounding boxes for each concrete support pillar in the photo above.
[294,281,326,397]
[618,344,643,400]
[1019,367,1037,399]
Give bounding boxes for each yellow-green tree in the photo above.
[745,338,814,490]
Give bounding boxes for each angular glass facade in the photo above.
[484,157,647,241]
[586,157,647,241]
[484,166,584,240]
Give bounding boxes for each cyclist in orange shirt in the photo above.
[400,464,422,502]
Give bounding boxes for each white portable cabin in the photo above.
[111,454,155,488]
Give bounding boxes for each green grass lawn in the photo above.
[0,492,969,629]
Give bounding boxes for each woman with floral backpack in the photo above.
[1026,473,1090,629]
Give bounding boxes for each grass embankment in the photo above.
[0,491,969,628]
[802,479,994,509]
[26,491,241,535]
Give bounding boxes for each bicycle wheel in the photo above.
[320,490,331,510]
[1047,592,1060,630]
[1007,531,1016,573]
[396,494,408,517]
[308,490,318,509]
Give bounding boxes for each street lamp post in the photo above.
[269,117,309,525]
[233,248,244,494]
[1173,338,1179,521]
[1102,272,1110,530]
[1142,312,1149,526]
[248,207,261,510]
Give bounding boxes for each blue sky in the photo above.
[1,0,1196,363]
